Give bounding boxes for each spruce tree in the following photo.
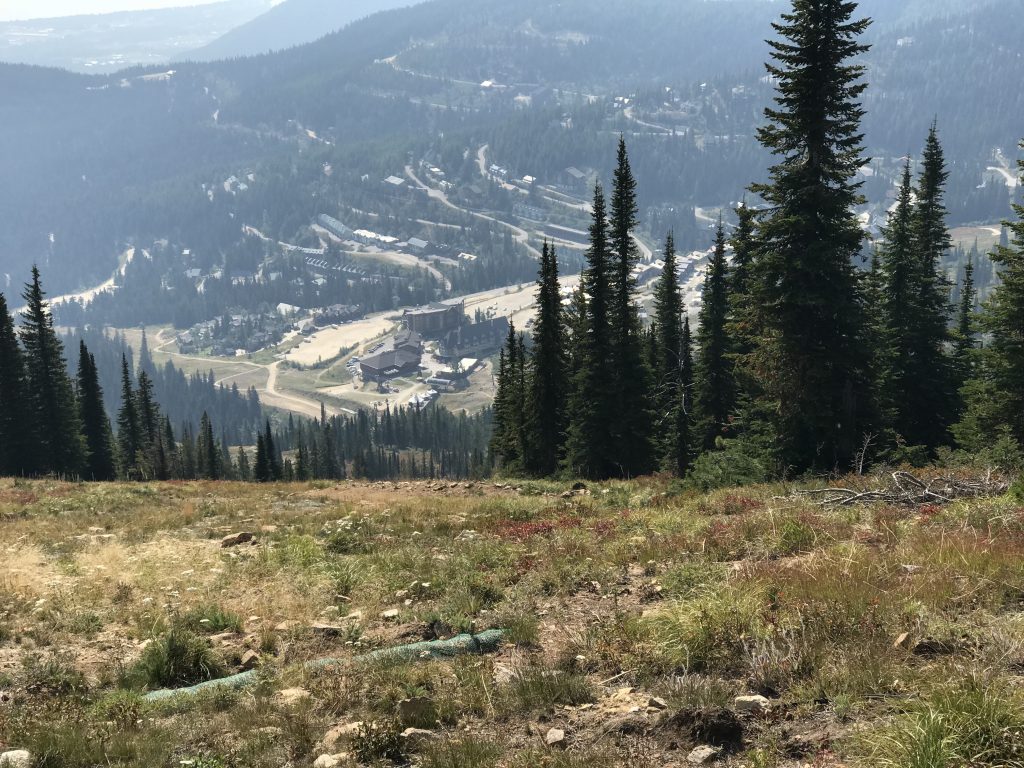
[525,241,568,476]
[117,355,142,478]
[956,150,1024,449]
[198,412,218,480]
[490,324,524,470]
[19,267,85,476]
[727,204,759,360]
[607,139,654,476]
[695,221,735,450]
[747,0,874,473]
[953,257,977,386]
[253,432,270,482]
[907,124,957,449]
[264,420,282,480]
[0,293,30,477]
[237,446,252,481]
[652,232,684,470]
[76,342,116,481]
[563,184,615,479]
[676,316,695,476]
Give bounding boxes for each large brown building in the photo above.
[402,300,465,337]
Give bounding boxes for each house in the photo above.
[359,330,424,381]
[439,317,510,360]
[564,167,588,192]
[407,237,429,252]
[383,175,406,188]
[318,214,354,240]
[277,303,301,317]
[403,300,465,337]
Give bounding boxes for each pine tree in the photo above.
[237,446,252,481]
[490,324,523,470]
[264,420,282,481]
[117,355,142,478]
[0,293,30,477]
[677,316,695,476]
[563,184,615,478]
[253,432,270,482]
[525,241,568,476]
[607,138,654,476]
[76,342,116,481]
[747,0,874,473]
[19,267,85,476]
[652,231,684,470]
[955,149,1024,449]
[727,204,759,360]
[953,257,977,386]
[695,220,735,450]
[198,412,218,480]
[907,123,957,450]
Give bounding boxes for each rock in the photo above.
[0,751,31,768]
[0,691,13,707]
[221,531,256,548]
[312,755,350,768]
[322,722,363,751]
[398,696,435,725]
[734,695,771,716]
[545,728,567,748]
[648,696,668,710]
[894,631,911,649]
[277,687,311,705]
[311,622,349,636]
[380,609,400,621]
[240,650,260,670]
[400,728,439,748]
[687,745,722,765]
[275,620,300,632]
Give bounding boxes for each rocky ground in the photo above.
[1,472,1023,767]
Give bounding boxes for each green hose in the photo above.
[144,629,505,702]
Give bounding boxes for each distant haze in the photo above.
[0,0,247,22]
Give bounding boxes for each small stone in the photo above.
[648,696,668,710]
[894,631,911,649]
[0,691,14,707]
[687,745,721,765]
[311,622,348,636]
[381,609,400,620]
[275,620,300,632]
[400,728,439,747]
[277,687,311,705]
[221,531,255,548]
[545,728,567,748]
[0,751,31,768]
[240,650,260,670]
[312,755,350,768]
[734,695,771,715]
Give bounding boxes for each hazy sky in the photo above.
[0,0,224,22]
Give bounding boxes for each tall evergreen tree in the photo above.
[490,324,524,470]
[253,432,270,482]
[953,257,977,386]
[117,355,142,478]
[676,316,695,477]
[956,150,1024,449]
[19,267,85,476]
[747,0,874,473]
[727,204,759,361]
[76,342,116,481]
[563,185,615,478]
[907,123,957,450]
[264,420,282,481]
[695,221,735,450]
[607,139,654,476]
[0,293,30,477]
[198,412,218,480]
[652,232,684,470]
[525,241,568,476]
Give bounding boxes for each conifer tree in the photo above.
[253,432,270,482]
[264,420,282,480]
[563,185,615,478]
[490,324,523,470]
[525,241,568,476]
[695,221,735,450]
[953,257,977,386]
[907,124,957,449]
[117,355,142,478]
[237,446,252,481]
[727,204,759,360]
[956,150,1024,449]
[676,316,695,476]
[0,293,30,477]
[19,267,85,476]
[76,342,116,481]
[652,232,684,470]
[607,138,654,476]
[747,0,874,472]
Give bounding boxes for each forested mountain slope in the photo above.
[1,0,1021,294]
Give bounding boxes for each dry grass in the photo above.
[0,474,1022,766]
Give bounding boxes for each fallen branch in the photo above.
[795,472,1009,508]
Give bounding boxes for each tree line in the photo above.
[490,0,1024,483]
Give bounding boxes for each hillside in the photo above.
[183,0,422,61]
[1,473,1022,766]
[0,1,270,72]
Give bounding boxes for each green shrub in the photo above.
[503,667,593,713]
[352,720,405,763]
[129,625,225,689]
